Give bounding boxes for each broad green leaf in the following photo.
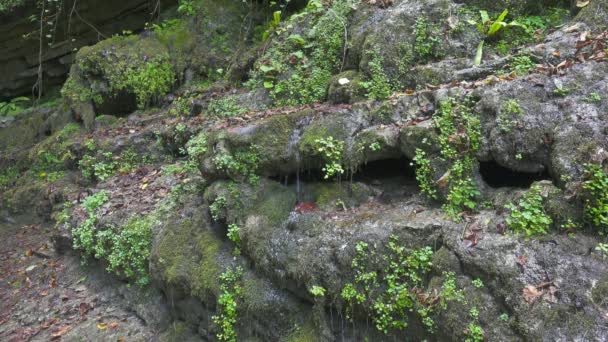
[480,10,489,24]
[474,40,484,66]
[489,9,509,36]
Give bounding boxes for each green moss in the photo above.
[63,35,175,109]
[284,319,318,342]
[250,184,295,227]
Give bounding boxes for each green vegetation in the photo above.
[360,49,393,100]
[468,9,524,65]
[213,146,261,185]
[213,266,243,342]
[505,184,553,237]
[64,35,175,109]
[583,164,608,233]
[248,0,355,106]
[585,92,602,104]
[509,55,536,75]
[72,191,153,286]
[497,99,523,133]
[0,0,25,13]
[313,136,344,180]
[412,98,481,219]
[227,223,241,255]
[208,96,246,118]
[413,17,444,63]
[309,285,326,297]
[102,216,154,286]
[29,123,82,183]
[465,322,485,342]
[472,278,484,288]
[79,141,148,181]
[340,237,457,334]
[413,148,438,200]
[72,191,110,259]
[437,98,481,218]
[210,196,227,221]
[0,96,30,117]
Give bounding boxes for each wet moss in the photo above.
[155,216,222,299]
[284,319,318,342]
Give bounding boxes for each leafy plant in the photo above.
[104,216,154,286]
[314,136,344,180]
[227,224,241,255]
[177,0,197,16]
[472,278,484,288]
[465,322,485,342]
[309,285,326,297]
[0,96,30,117]
[413,17,443,63]
[340,237,439,334]
[210,196,227,221]
[213,267,243,342]
[596,243,608,259]
[360,49,393,100]
[208,96,246,118]
[468,9,524,65]
[72,191,110,258]
[583,163,608,233]
[505,184,552,237]
[213,146,260,185]
[413,149,437,200]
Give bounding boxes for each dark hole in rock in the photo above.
[94,91,138,116]
[480,161,551,188]
[272,157,418,204]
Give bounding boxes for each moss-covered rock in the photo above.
[62,34,175,116]
[575,0,608,28]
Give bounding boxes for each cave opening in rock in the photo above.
[479,161,551,188]
[272,157,419,205]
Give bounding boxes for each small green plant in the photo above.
[104,216,153,286]
[208,96,246,118]
[497,99,522,133]
[505,184,553,237]
[213,146,260,185]
[72,191,110,258]
[469,307,479,320]
[314,137,344,180]
[584,92,602,104]
[369,142,381,151]
[210,196,227,221]
[213,266,243,342]
[413,149,437,200]
[360,49,393,100]
[472,278,484,288]
[465,322,485,342]
[596,243,608,259]
[180,132,207,171]
[468,9,524,65]
[227,224,241,255]
[499,313,509,322]
[0,96,30,116]
[177,0,197,16]
[413,17,443,63]
[439,271,464,309]
[309,285,326,297]
[583,163,608,233]
[510,55,536,75]
[340,237,438,334]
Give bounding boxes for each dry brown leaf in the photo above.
[523,285,542,304]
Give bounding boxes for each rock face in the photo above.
[2,0,608,341]
[0,0,177,100]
